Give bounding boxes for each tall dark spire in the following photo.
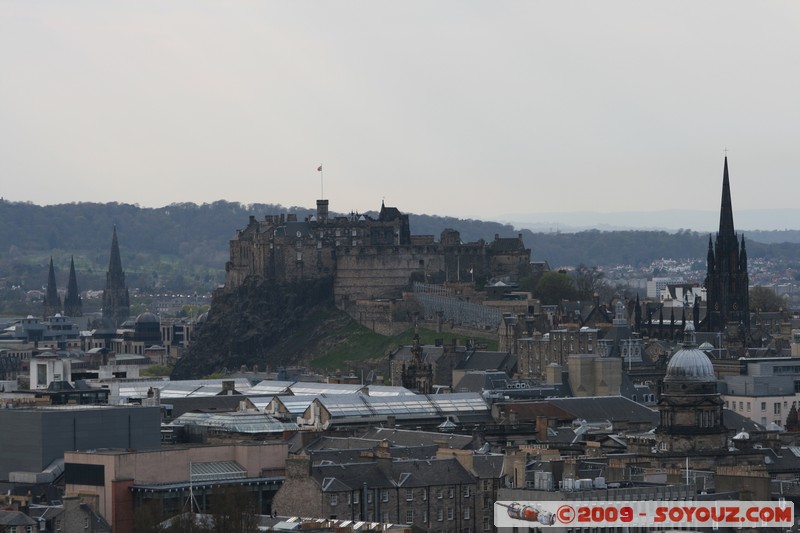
[43,257,61,318]
[718,156,736,240]
[64,256,83,317]
[704,157,750,338]
[102,227,130,327]
[108,226,124,278]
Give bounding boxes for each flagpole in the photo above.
[317,165,324,199]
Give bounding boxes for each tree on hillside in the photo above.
[575,264,607,301]
[535,271,578,305]
[750,286,787,312]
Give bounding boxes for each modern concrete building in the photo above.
[0,405,161,482]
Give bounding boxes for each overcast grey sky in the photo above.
[1,1,798,226]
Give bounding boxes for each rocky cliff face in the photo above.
[171,276,336,379]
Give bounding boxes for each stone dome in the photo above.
[135,311,159,324]
[664,345,716,382]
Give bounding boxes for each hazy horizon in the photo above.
[2,2,798,223]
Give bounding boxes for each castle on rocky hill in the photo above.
[223,199,532,311]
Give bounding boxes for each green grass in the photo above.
[309,322,498,371]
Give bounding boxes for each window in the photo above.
[464,507,471,519]
[449,487,455,499]
[437,509,444,521]
[406,488,413,501]
[482,479,490,491]
[747,402,751,411]
[406,510,414,524]
[330,494,338,506]
[448,507,455,520]
[437,488,443,499]
[423,510,428,523]
[382,489,389,502]
[739,401,743,410]
[367,492,373,504]
[775,402,781,415]
[353,492,359,504]
[484,516,491,531]
[422,488,428,501]
[382,511,389,523]
[762,402,767,411]
[463,486,471,497]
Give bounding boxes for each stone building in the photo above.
[222,198,531,310]
[273,446,485,530]
[656,323,726,453]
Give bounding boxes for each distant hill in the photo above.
[2,199,800,298]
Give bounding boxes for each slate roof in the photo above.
[544,396,659,426]
[454,371,510,392]
[311,458,475,492]
[721,409,764,432]
[0,510,37,525]
[471,454,505,478]
[358,428,475,449]
[311,444,439,465]
[455,351,517,374]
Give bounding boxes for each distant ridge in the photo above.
[498,208,800,234]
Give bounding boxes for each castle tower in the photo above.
[43,257,61,318]
[704,157,749,335]
[316,199,329,223]
[63,256,83,317]
[102,227,131,327]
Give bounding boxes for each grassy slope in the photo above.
[308,317,499,371]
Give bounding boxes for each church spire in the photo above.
[719,156,736,239]
[102,227,130,327]
[108,226,124,277]
[43,256,61,318]
[64,256,83,317]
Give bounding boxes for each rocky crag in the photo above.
[171,277,343,379]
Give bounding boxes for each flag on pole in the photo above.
[317,165,323,172]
